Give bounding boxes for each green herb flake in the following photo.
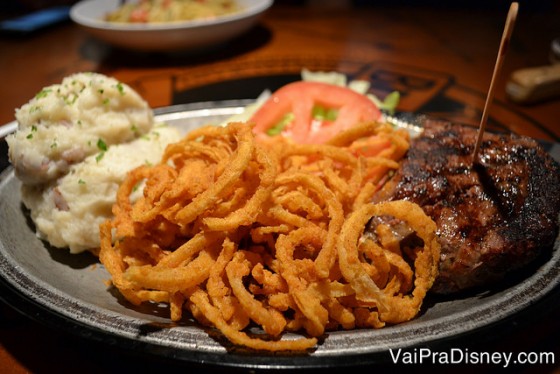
[35,89,52,100]
[97,138,108,152]
[78,179,86,185]
[95,152,105,163]
[26,133,33,139]
[116,82,125,95]
[102,98,110,105]
[64,93,78,105]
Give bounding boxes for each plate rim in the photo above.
[70,0,274,32]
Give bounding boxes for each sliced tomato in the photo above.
[129,8,149,23]
[250,81,381,144]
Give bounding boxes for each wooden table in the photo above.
[1,2,559,373]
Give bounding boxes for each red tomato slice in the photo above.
[250,81,381,144]
[129,8,149,23]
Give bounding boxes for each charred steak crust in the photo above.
[376,120,560,294]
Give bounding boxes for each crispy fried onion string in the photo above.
[99,121,439,352]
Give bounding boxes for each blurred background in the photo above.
[1,0,560,15]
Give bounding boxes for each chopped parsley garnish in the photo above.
[116,82,125,95]
[26,125,38,139]
[95,139,108,162]
[97,138,108,151]
[35,89,52,99]
[64,93,78,105]
[78,179,86,185]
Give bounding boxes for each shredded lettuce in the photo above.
[312,105,338,121]
[301,68,400,114]
[368,91,400,114]
[301,68,348,87]
[266,112,295,136]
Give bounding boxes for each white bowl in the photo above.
[70,0,273,52]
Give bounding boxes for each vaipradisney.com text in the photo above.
[390,348,555,368]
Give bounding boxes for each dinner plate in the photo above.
[0,101,559,370]
[69,0,273,52]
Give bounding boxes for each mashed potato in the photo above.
[7,72,184,253]
[21,125,181,254]
[7,73,154,185]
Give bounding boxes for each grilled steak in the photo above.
[374,119,560,294]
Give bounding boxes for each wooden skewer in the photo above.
[472,2,519,164]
